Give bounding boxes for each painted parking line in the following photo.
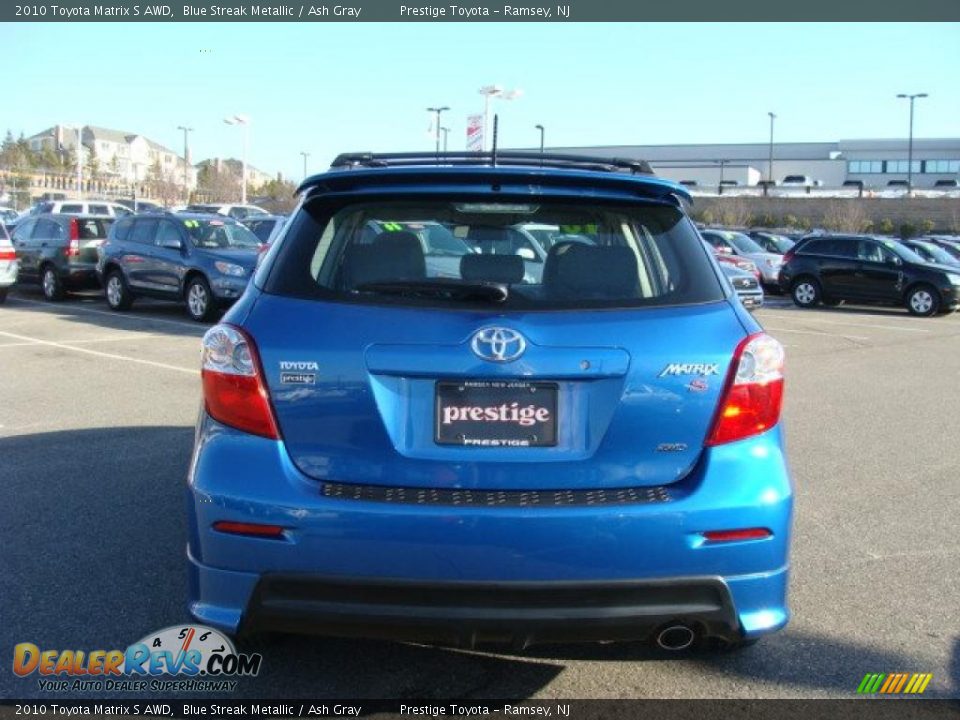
[762,326,870,341]
[4,296,206,332]
[0,330,199,376]
[759,313,932,333]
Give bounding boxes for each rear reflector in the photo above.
[212,521,285,538]
[706,332,785,446]
[703,528,771,543]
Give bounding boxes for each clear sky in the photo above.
[3,22,958,181]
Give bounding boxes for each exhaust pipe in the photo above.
[655,624,696,651]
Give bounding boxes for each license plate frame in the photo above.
[434,380,558,448]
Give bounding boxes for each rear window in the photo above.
[59,204,83,214]
[264,198,724,310]
[182,219,260,249]
[75,218,113,239]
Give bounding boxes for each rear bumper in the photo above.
[62,264,100,289]
[187,415,793,644]
[239,574,744,647]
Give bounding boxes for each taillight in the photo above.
[201,324,279,439]
[706,333,785,446]
[782,249,796,264]
[0,246,15,261]
[66,219,80,257]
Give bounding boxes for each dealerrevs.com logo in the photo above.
[13,625,262,693]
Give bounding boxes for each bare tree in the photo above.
[821,201,872,233]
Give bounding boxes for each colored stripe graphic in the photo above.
[857,672,932,694]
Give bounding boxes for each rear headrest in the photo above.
[544,243,639,299]
[467,226,509,245]
[343,230,425,288]
[460,253,525,284]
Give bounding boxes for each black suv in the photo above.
[779,234,960,316]
[98,213,260,321]
[11,214,114,300]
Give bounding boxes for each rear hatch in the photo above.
[70,217,114,264]
[248,299,745,491]
[248,187,744,492]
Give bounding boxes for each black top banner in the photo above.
[5,0,960,22]
[0,699,958,719]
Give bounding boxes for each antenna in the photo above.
[491,114,499,167]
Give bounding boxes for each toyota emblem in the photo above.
[470,327,527,363]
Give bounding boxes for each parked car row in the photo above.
[779,233,960,316]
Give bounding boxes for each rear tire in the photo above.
[41,265,64,301]
[905,284,939,317]
[185,276,216,322]
[791,277,820,308]
[105,269,133,311]
[0,288,7,303]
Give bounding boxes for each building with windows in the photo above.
[535,138,959,189]
[26,125,196,190]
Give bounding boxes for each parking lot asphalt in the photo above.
[1,286,958,701]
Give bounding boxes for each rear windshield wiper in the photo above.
[353,279,509,303]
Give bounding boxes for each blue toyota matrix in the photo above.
[187,151,793,652]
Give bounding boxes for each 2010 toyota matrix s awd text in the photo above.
[186,151,793,652]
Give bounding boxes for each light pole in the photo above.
[896,93,928,193]
[535,124,545,155]
[767,112,776,188]
[177,125,193,204]
[300,151,310,179]
[426,106,449,154]
[67,125,83,199]
[478,86,522,152]
[715,159,728,193]
[223,114,250,204]
[440,127,449,153]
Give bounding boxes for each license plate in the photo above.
[435,380,558,447]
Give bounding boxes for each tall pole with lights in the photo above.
[177,125,193,203]
[767,112,776,185]
[300,151,310,179]
[427,106,449,154]
[223,114,250,204]
[896,93,928,193]
[478,86,522,152]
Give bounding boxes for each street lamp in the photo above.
[767,112,776,188]
[300,151,310,179]
[63,125,84,199]
[478,86,522,152]
[715,159,728,192]
[177,125,193,204]
[426,106,450,154]
[440,127,450,153]
[535,124,545,155]
[896,93,928,193]
[223,114,250,204]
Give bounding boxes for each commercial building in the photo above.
[538,138,960,189]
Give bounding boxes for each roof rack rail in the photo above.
[330,151,654,175]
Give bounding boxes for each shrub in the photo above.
[920,219,935,235]
[783,214,800,229]
[899,222,918,240]
[877,218,895,235]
